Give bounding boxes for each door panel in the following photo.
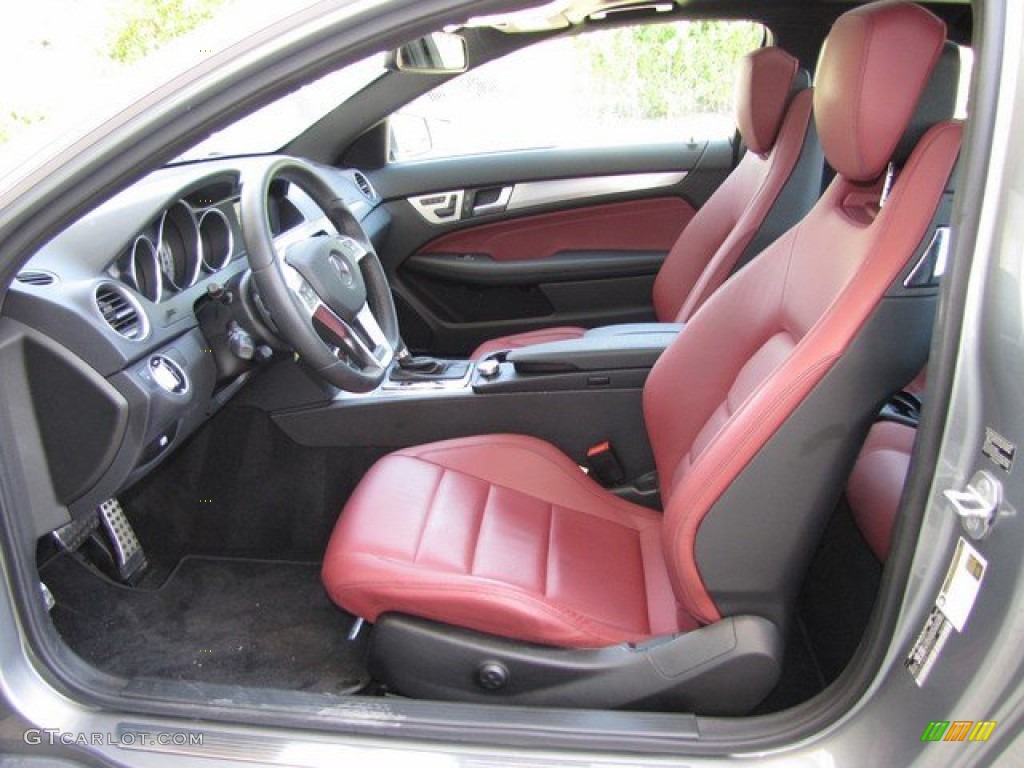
[414,197,693,262]
[370,140,735,356]
[371,143,713,201]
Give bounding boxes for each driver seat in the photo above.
[323,1,961,713]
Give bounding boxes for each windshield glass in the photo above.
[0,0,344,181]
[174,54,387,163]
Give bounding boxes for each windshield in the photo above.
[174,54,387,163]
[0,0,365,181]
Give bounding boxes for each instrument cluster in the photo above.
[117,188,238,303]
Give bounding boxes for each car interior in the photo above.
[1,0,973,724]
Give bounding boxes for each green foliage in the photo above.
[0,111,44,145]
[108,0,228,63]
[576,21,764,121]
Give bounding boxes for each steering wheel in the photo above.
[241,157,401,393]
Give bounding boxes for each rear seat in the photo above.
[846,420,917,561]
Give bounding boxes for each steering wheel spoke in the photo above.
[312,302,393,370]
[281,256,392,371]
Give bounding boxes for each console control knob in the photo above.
[478,359,500,379]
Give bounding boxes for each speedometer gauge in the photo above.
[157,200,202,291]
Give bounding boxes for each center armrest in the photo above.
[584,323,684,338]
[507,327,681,374]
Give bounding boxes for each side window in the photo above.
[955,45,973,119]
[390,20,765,162]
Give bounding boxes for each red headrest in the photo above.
[814,1,946,182]
[735,47,800,156]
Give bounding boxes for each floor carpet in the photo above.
[42,554,369,694]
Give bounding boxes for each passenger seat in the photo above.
[470,45,823,359]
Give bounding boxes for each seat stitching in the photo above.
[468,481,491,576]
[408,439,653,528]
[542,502,554,598]
[412,466,445,563]
[636,530,654,635]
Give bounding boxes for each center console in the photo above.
[265,324,683,506]
[473,324,681,393]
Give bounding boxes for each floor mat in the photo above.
[42,554,368,694]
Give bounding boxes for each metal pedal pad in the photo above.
[52,510,100,552]
[97,499,147,582]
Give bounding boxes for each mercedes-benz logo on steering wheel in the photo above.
[329,252,355,287]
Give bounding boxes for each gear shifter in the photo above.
[396,355,447,375]
[389,342,470,383]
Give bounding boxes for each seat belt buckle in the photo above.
[585,441,626,487]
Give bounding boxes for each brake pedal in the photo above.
[52,511,100,552]
[97,499,148,583]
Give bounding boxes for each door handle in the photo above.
[471,186,512,216]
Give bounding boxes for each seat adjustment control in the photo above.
[477,661,509,691]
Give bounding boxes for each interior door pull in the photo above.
[471,186,512,216]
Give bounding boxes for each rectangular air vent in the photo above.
[16,270,56,286]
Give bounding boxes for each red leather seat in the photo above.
[847,421,917,560]
[470,45,819,360]
[324,0,960,668]
[323,435,696,647]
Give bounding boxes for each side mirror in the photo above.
[389,32,468,74]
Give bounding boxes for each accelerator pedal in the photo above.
[97,499,148,583]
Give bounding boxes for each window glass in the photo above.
[390,20,765,162]
[175,55,387,163]
[0,0,324,179]
[955,45,973,119]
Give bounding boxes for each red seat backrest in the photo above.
[643,1,959,627]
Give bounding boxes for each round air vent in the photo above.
[95,283,149,341]
[15,270,57,286]
[352,171,375,200]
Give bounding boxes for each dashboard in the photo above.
[4,156,388,527]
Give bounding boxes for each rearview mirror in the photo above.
[389,32,468,74]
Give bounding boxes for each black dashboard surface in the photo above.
[4,156,384,524]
